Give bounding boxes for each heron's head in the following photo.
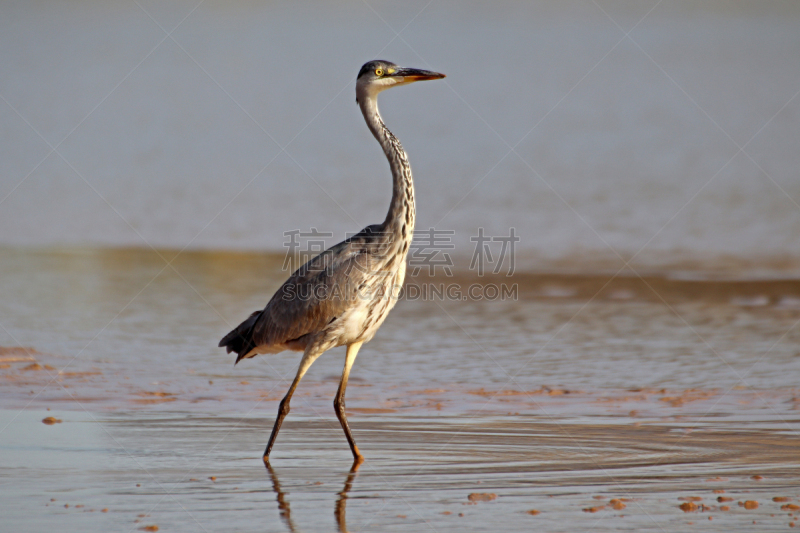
[356,60,445,104]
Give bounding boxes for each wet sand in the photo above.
[2,352,799,532]
[3,410,799,532]
[2,248,800,531]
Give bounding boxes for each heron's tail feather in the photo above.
[219,310,261,365]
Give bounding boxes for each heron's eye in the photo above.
[375,68,384,76]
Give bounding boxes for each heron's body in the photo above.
[219,60,444,466]
[222,227,407,359]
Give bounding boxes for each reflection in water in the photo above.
[264,462,297,533]
[265,462,360,533]
[335,464,360,533]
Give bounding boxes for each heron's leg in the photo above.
[334,341,364,464]
[264,346,324,462]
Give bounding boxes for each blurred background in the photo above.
[1,0,798,275]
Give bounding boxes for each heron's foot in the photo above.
[350,447,364,471]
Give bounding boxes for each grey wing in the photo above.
[256,242,367,344]
[220,237,373,361]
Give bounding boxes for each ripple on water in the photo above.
[3,411,800,532]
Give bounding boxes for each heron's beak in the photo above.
[393,67,446,82]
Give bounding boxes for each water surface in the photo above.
[1,0,799,274]
[1,248,799,531]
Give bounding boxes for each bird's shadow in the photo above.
[264,461,361,533]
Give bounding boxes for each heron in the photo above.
[219,60,445,466]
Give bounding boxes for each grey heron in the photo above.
[219,60,445,466]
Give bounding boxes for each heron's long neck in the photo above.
[360,96,415,250]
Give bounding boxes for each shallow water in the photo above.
[3,411,800,532]
[1,248,799,531]
[1,0,800,274]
